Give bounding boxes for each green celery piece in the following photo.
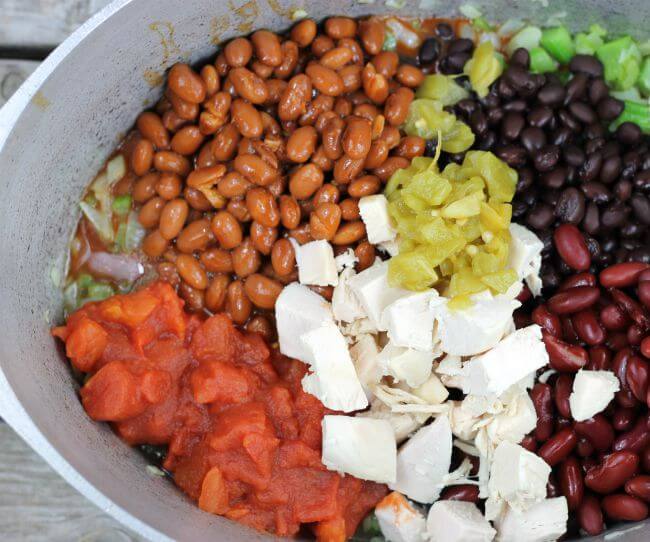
[76,273,94,292]
[540,26,575,64]
[112,194,132,216]
[638,57,650,97]
[613,100,650,133]
[506,26,542,56]
[529,47,558,74]
[473,17,493,32]
[88,282,115,300]
[574,23,607,55]
[596,36,642,90]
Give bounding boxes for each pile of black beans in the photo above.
[420,41,650,292]
[417,23,476,74]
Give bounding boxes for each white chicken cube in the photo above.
[391,415,452,503]
[293,239,338,286]
[509,224,543,278]
[349,260,410,330]
[350,334,384,397]
[381,291,443,351]
[379,342,434,388]
[486,392,537,449]
[275,283,334,362]
[332,268,366,323]
[359,194,397,244]
[376,492,427,542]
[486,441,550,519]
[413,373,449,405]
[335,247,358,271]
[322,415,396,484]
[461,325,549,397]
[358,400,424,443]
[300,324,368,413]
[569,369,620,422]
[426,501,496,542]
[432,295,519,356]
[495,497,568,542]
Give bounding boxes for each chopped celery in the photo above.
[613,100,650,133]
[63,281,79,315]
[639,58,650,97]
[112,194,132,216]
[473,17,494,32]
[76,273,94,291]
[540,26,574,64]
[114,222,127,253]
[88,282,115,300]
[464,41,503,98]
[596,36,642,90]
[529,47,558,74]
[574,24,607,55]
[610,87,644,103]
[124,210,146,252]
[505,26,542,56]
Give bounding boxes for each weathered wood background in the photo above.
[0,2,147,540]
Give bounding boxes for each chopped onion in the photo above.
[87,252,144,282]
[106,154,126,184]
[291,9,308,20]
[125,211,146,252]
[497,19,525,38]
[505,26,542,56]
[79,201,114,243]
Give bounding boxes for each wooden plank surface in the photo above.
[0,424,146,542]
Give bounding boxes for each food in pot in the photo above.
[53,10,650,542]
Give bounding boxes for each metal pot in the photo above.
[0,0,649,540]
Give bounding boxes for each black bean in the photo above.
[496,78,517,99]
[596,97,625,121]
[569,101,597,124]
[480,93,500,109]
[616,248,630,263]
[628,247,650,263]
[599,155,622,184]
[502,99,527,112]
[542,189,560,206]
[419,38,440,64]
[601,236,618,253]
[578,152,603,181]
[568,55,604,77]
[564,73,588,104]
[614,179,633,201]
[455,98,477,117]
[435,23,454,40]
[582,202,600,234]
[585,235,601,259]
[533,145,560,172]
[563,145,586,167]
[581,181,611,204]
[470,110,489,137]
[617,122,643,145]
[634,170,650,191]
[527,105,554,128]
[642,154,650,170]
[526,202,555,229]
[538,229,554,253]
[504,65,537,95]
[588,79,609,105]
[538,82,566,106]
[521,127,547,153]
[478,131,497,151]
[521,186,539,207]
[510,48,530,68]
[557,109,581,132]
[516,167,535,194]
[542,167,568,189]
[486,107,504,125]
[448,38,473,54]
[631,194,650,224]
[585,124,606,141]
[551,127,573,146]
[601,202,630,228]
[502,112,525,140]
[513,200,529,218]
[495,144,528,167]
[556,187,586,224]
[621,222,642,238]
[444,52,471,73]
[601,141,622,159]
[541,264,562,289]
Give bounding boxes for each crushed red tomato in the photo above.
[52,281,386,540]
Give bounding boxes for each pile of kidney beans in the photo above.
[424,42,650,292]
[512,223,650,536]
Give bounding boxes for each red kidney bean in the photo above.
[543,332,589,372]
[577,437,595,457]
[600,263,650,288]
[556,416,573,432]
[626,356,649,402]
[554,373,574,418]
[616,389,639,408]
[554,223,591,271]
[608,331,630,351]
[575,415,615,452]
[588,346,612,371]
[625,475,650,502]
[610,288,650,330]
[578,493,604,535]
[614,417,650,453]
[602,494,648,521]
[532,304,562,337]
[573,309,606,345]
[641,336,650,359]
[639,269,650,283]
[559,272,597,291]
[538,428,577,466]
[520,434,538,452]
[642,446,650,472]
[585,450,639,493]
[531,383,555,442]
[547,472,561,498]
[600,304,630,330]
[613,348,633,389]
[548,286,601,314]
[559,456,584,510]
[627,324,644,346]
[583,457,599,471]
[613,407,637,432]
[639,281,650,309]
[561,316,580,343]
[440,485,480,503]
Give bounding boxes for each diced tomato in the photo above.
[64,317,108,372]
[190,361,254,405]
[198,466,229,515]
